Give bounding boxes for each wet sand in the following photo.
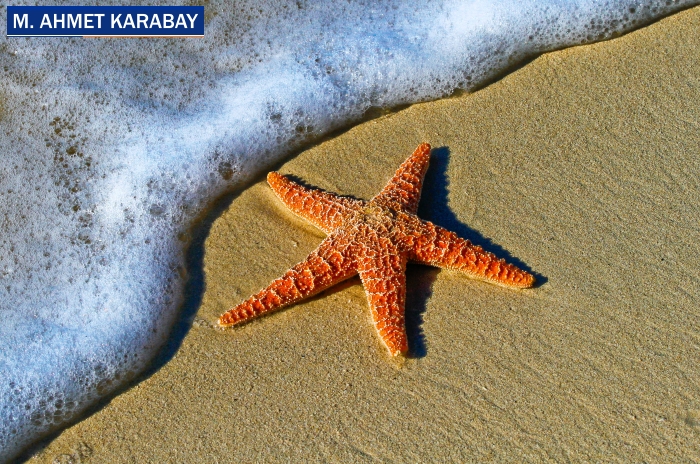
[29,7,700,462]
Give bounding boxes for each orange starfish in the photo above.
[219,143,535,356]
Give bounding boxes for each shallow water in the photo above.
[0,0,696,460]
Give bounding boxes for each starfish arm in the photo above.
[267,172,365,234]
[219,233,357,327]
[406,220,536,288]
[357,248,409,356]
[372,143,431,214]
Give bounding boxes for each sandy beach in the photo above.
[27,6,700,462]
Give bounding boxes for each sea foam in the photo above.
[0,0,695,460]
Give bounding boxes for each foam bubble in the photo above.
[0,0,695,459]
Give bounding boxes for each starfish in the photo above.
[219,143,535,356]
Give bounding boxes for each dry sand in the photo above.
[29,7,700,463]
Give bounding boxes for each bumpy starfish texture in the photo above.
[219,143,535,356]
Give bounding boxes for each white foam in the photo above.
[0,0,695,459]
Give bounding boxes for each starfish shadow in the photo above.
[405,265,438,358]
[402,146,546,357]
[312,269,434,359]
[285,174,365,203]
[418,146,545,283]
